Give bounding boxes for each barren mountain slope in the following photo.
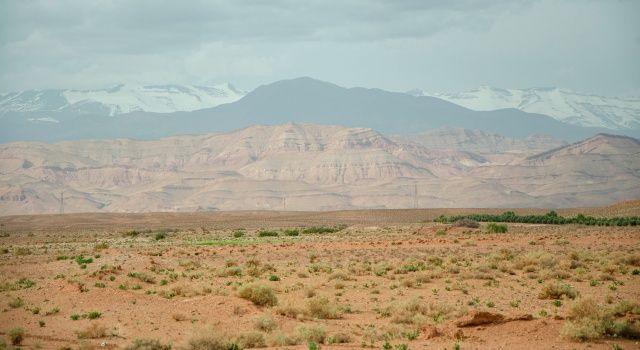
[1,125,638,214]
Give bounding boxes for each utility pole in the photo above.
[59,190,64,214]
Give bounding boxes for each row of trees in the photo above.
[434,211,639,226]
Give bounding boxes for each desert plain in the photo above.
[0,203,639,350]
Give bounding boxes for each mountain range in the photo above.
[2,77,637,144]
[1,123,638,215]
[410,86,640,130]
[0,83,245,119]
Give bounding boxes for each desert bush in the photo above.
[0,278,35,292]
[236,332,266,348]
[8,327,24,345]
[284,229,299,236]
[239,283,278,306]
[94,242,109,250]
[562,298,640,341]
[513,251,557,270]
[538,282,577,300]
[297,324,327,344]
[275,303,306,319]
[307,296,342,319]
[254,312,276,332]
[188,333,237,350]
[302,225,346,234]
[327,333,352,344]
[75,255,93,265]
[8,297,25,308]
[14,247,32,255]
[486,223,507,233]
[381,298,456,325]
[128,272,156,284]
[219,266,243,277]
[76,323,108,339]
[266,332,301,347]
[124,338,172,350]
[258,230,279,237]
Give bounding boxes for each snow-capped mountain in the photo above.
[409,86,640,130]
[0,83,246,117]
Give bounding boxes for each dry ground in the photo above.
[0,206,639,349]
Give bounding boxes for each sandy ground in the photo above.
[0,206,639,349]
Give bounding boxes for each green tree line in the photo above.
[434,211,639,226]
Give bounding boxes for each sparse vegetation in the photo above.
[124,338,172,350]
[1,207,638,348]
[561,298,640,341]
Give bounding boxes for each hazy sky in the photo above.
[1,0,639,95]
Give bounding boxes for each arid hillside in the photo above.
[1,124,639,215]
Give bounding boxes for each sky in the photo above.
[1,0,639,95]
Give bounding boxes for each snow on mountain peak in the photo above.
[411,86,640,130]
[0,83,246,116]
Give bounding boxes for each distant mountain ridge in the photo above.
[1,124,638,215]
[0,83,246,119]
[1,77,638,143]
[410,86,640,130]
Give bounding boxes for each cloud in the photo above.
[0,0,638,95]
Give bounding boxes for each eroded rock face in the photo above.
[1,124,638,215]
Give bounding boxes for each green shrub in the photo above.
[302,226,345,234]
[75,255,93,265]
[434,211,640,227]
[284,229,299,236]
[258,230,279,237]
[486,223,508,233]
[8,297,25,308]
[87,310,102,319]
[8,327,24,345]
